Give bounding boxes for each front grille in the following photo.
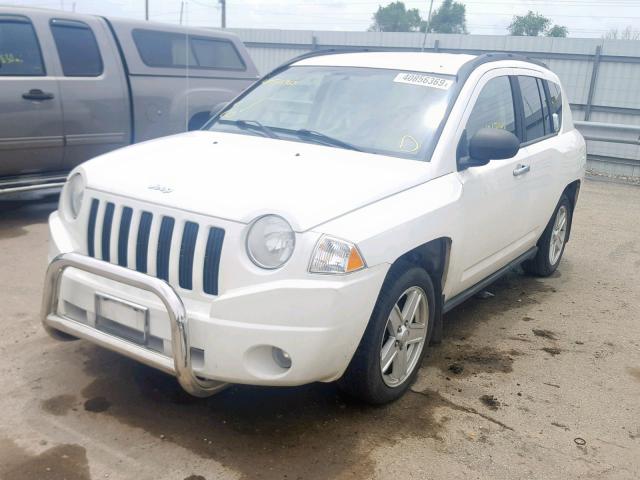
[86,199,225,295]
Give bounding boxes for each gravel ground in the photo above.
[0,178,639,480]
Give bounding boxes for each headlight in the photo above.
[246,215,295,269]
[309,236,365,274]
[65,173,85,219]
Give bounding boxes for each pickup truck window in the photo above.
[518,76,546,142]
[132,29,245,71]
[50,19,103,77]
[208,65,456,160]
[0,17,45,76]
[457,75,516,160]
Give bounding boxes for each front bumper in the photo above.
[45,212,388,392]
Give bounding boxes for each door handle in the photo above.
[22,89,55,101]
[513,164,530,176]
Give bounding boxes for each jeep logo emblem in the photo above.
[148,184,173,194]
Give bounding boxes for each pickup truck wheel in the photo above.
[523,194,572,277]
[337,262,435,405]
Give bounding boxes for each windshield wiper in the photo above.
[219,119,280,139]
[293,129,362,152]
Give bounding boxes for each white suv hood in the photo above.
[81,131,436,231]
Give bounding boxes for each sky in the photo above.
[6,0,640,38]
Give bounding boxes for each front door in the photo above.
[454,73,536,292]
[0,13,64,178]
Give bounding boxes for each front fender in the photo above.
[312,173,462,268]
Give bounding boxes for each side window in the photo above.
[132,29,194,68]
[518,76,546,142]
[0,17,45,76]
[50,19,103,77]
[190,38,245,70]
[458,76,516,160]
[132,29,245,71]
[547,81,563,133]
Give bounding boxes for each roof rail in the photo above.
[466,52,548,69]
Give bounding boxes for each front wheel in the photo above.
[523,194,572,277]
[338,262,435,404]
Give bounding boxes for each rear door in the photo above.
[0,12,64,178]
[48,16,130,170]
[516,75,568,237]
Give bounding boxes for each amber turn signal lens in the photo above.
[346,246,365,272]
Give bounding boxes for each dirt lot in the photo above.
[0,178,639,480]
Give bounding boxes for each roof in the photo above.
[294,52,477,76]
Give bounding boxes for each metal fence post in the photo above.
[585,45,602,121]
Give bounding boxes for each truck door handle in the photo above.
[513,164,530,176]
[22,89,55,101]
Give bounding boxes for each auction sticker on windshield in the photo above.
[393,72,453,90]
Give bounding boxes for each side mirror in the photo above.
[469,128,520,163]
[463,128,520,168]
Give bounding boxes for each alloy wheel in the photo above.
[549,205,568,265]
[380,286,429,388]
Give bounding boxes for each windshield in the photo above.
[207,65,456,160]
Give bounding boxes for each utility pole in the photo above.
[421,0,435,51]
[220,0,226,28]
[145,0,149,21]
[179,1,184,25]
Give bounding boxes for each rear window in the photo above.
[547,81,563,133]
[132,29,245,71]
[50,19,103,77]
[0,16,45,76]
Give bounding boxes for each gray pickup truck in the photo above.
[0,7,259,193]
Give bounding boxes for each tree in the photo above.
[369,1,422,32]
[546,25,568,38]
[425,0,468,34]
[508,11,550,36]
[604,26,640,40]
[508,11,568,37]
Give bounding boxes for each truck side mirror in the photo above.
[463,128,520,167]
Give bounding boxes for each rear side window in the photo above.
[190,37,245,70]
[132,29,245,71]
[50,19,103,77]
[0,17,45,76]
[547,81,563,133]
[458,75,516,160]
[518,76,546,142]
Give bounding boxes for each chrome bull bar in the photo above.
[41,252,227,397]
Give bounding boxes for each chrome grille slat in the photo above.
[85,198,223,294]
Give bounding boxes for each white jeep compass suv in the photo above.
[43,51,586,404]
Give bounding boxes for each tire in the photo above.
[337,261,436,405]
[523,194,572,277]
